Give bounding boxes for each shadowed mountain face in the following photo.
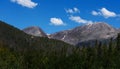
[0,21,72,51]
[50,22,119,45]
[23,26,47,37]
[0,21,30,50]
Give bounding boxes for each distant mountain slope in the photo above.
[50,22,118,45]
[23,26,47,37]
[0,21,30,50]
[0,21,72,51]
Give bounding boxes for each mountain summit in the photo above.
[50,22,119,45]
[23,26,47,37]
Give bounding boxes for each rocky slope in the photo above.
[23,26,47,37]
[50,22,119,45]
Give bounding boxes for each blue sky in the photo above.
[0,0,120,34]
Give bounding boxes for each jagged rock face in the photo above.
[50,22,118,45]
[23,26,47,37]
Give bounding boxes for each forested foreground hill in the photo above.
[0,21,120,69]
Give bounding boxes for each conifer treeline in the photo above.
[0,33,120,69]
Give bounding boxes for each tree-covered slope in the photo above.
[0,21,120,69]
[0,21,73,51]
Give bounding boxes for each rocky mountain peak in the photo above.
[23,26,47,37]
[77,22,114,31]
[50,22,118,45]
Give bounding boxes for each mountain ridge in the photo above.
[21,22,120,46]
[49,22,119,45]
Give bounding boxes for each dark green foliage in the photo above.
[116,33,120,50]
[0,21,120,69]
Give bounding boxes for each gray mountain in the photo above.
[117,29,120,33]
[23,26,47,37]
[50,22,119,45]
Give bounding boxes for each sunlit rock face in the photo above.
[50,22,118,45]
[23,26,47,37]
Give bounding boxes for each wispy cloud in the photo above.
[65,7,80,14]
[92,8,117,18]
[11,0,38,8]
[69,15,93,24]
[91,11,100,16]
[50,18,66,26]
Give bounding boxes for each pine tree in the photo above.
[108,38,113,53]
[97,41,102,58]
[116,33,120,51]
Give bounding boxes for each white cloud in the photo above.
[69,16,93,24]
[11,0,38,8]
[65,7,80,14]
[73,7,80,13]
[100,8,117,18]
[91,11,100,16]
[92,8,117,18]
[50,18,66,26]
[65,9,74,13]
